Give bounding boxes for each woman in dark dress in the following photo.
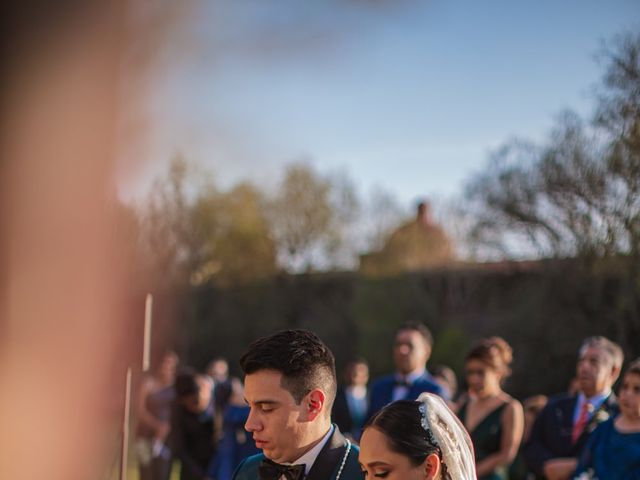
[457,337,523,480]
[574,358,640,479]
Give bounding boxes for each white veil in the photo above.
[416,393,476,480]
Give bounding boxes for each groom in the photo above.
[232,329,363,480]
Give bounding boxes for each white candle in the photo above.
[143,293,152,372]
[119,367,132,480]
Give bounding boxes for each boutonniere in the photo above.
[575,469,596,480]
[593,409,610,423]
[587,408,610,433]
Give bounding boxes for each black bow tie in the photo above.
[395,377,411,388]
[258,458,306,480]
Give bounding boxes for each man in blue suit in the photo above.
[232,329,363,480]
[367,322,445,421]
[524,336,623,480]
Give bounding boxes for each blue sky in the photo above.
[119,0,640,207]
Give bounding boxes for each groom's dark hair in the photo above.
[240,329,337,410]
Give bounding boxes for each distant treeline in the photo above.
[134,256,639,400]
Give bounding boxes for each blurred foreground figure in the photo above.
[0,2,136,479]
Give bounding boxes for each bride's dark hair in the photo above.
[364,400,449,478]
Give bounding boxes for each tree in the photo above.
[267,162,358,272]
[137,155,276,287]
[139,155,195,284]
[192,182,277,285]
[464,32,640,260]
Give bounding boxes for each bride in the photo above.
[359,393,476,480]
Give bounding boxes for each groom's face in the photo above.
[243,369,312,463]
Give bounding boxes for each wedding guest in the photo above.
[525,336,623,480]
[509,395,548,480]
[432,364,458,403]
[367,322,445,420]
[135,350,179,480]
[573,358,640,479]
[207,357,238,414]
[332,358,369,440]
[207,380,259,480]
[171,370,216,480]
[457,337,523,480]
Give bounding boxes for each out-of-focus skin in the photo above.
[0,3,134,480]
[393,329,431,376]
[617,371,640,427]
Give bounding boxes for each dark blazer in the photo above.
[332,387,368,440]
[332,388,355,437]
[170,402,216,480]
[524,392,618,478]
[231,426,363,480]
[366,372,444,421]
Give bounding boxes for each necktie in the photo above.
[572,402,591,444]
[258,458,306,480]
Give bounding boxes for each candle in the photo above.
[143,293,152,372]
[119,367,132,480]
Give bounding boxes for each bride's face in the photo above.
[359,427,440,480]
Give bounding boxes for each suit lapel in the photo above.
[554,395,577,444]
[306,426,348,480]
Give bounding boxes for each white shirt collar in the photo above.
[575,389,611,423]
[578,389,611,407]
[290,424,334,475]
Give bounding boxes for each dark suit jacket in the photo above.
[332,388,354,437]
[524,392,618,478]
[231,426,363,480]
[170,402,216,480]
[332,387,368,440]
[366,372,444,421]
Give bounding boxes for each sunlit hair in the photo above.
[579,336,624,370]
[465,336,513,380]
[240,329,337,410]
